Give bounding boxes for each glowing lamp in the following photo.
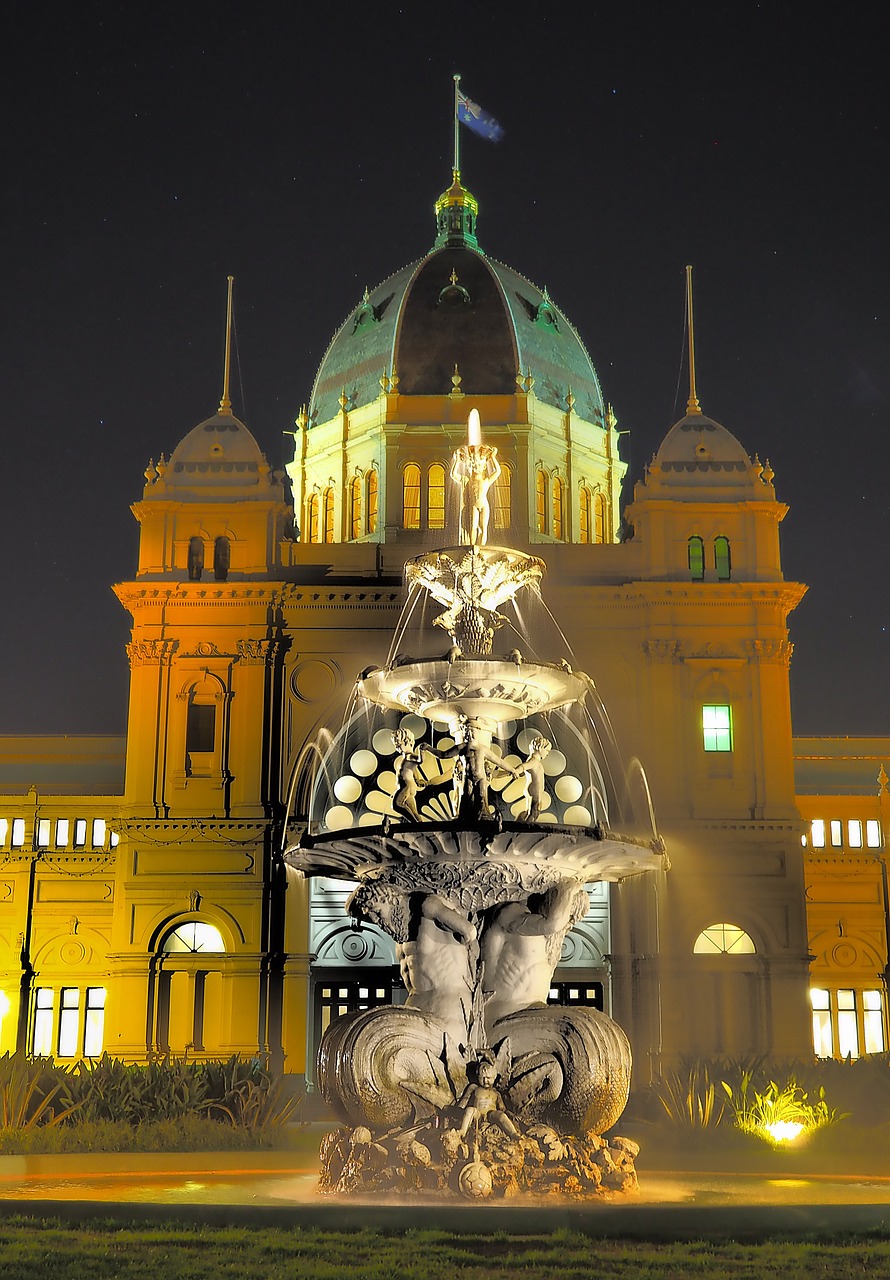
[763,1121,805,1143]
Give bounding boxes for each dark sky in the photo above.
[2,2,887,737]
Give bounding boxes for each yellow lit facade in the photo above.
[1,174,887,1082]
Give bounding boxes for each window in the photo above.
[186,702,215,755]
[315,976,395,1042]
[55,819,70,847]
[187,536,204,581]
[428,463,446,529]
[811,819,826,848]
[323,487,335,543]
[702,704,732,752]
[36,819,50,848]
[307,494,320,543]
[366,471,378,535]
[594,492,606,544]
[535,470,548,535]
[349,476,362,540]
[693,923,756,954]
[552,477,564,540]
[402,464,421,529]
[714,535,731,581]
[864,990,885,1054]
[811,988,832,1057]
[829,819,843,848]
[162,921,226,953]
[866,820,882,848]
[91,818,106,848]
[547,981,604,1010]
[73,819,87,848]
[811,988,885,1059]
[83,988,106,1057]
[213,536,230,581]
[688,535,705,580]
[493,465,511,530]
[848,820,863,849]
[12,818,26,848]
[58,988,80,1057]
[579,488,591,544]
[32,988,54,1056]
[837,989,858,1058]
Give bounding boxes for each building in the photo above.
[1,172,887,1084]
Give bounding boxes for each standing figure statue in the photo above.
[451,445,501,547]
[391,727,429,822]
[519,735,552,822]
[442,716,522,821]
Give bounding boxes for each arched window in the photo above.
[579,487,591,544]
[688,535,705,580]
[403,464,421,529]
[693,923,755,955]
[323,487,335,543]
[366,470,378,535]
[307,494,320,544]
[213,536,230,581]
[714,535,731,581]
[493,464,511,530]
[552,477,564,540]
[162,921,226,953]
[428,463,446,529]
[535,470,548,535]
[594,493,606,544]
[349,475,362,541]
[187,537,204,581]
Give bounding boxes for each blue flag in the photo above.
[457,91,504,142]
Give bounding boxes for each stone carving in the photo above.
[126,638,178,666]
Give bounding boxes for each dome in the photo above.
[650,411,753,488]
[308,181,605,429]
[162,410,271,493]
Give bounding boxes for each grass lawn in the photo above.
[0,1219,889,1279]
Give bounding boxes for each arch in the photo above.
[688,534,705,580]
[349,474,362,541]
[403,463,421,529]
[714,535,732,581]
[427,462,446,529]
[693,923,756,954]
[323,486,335,543]
[579,486,591,544]
[552,475,564,540]
[213,536,230,581]
[366,469,378,534]
[161,921,226,954]
[307,493,320,544]
[187,536,204,581]
[594,492,606,544]
[535,469,548,535]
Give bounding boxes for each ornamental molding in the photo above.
[640,639,681,663]
[126,638,179,667]
[744,638,794,667]
[237,637,291,665]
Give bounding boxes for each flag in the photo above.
[457,91,504,142]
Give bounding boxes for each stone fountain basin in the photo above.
[284,823,668,906]
[358,659,589,725]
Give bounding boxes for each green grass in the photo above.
[0,1115,313,1156]
[0,1220,888,1279]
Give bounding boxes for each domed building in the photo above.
[0,174,887,1084]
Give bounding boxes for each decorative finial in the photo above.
[339,388,350,413]
[450,268,459,286]
[685,265,702,416]
[762,458,775,484]
[219,275,234,416]
[606,404,618,431]
[878,764,888,796]
[450,364,464,397]
[566,389,575,412]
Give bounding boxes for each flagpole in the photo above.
[453,73,461,174]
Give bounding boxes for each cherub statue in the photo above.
[457,1051,518,1139]
[442,716,522,821]
[391,727,428,822]
[450,445,501,547]
[518,735,552,822]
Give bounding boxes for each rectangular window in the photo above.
[829,820,843,848]
[186,703,216,754]
[866,820,882,848]
[55,819,70,847]
[73,819,87,848]
[847,820,863,849]
[837,988,859,1058]
[810,987,833,1058]
[12,818,26,848]
[811,819,825,849]
[83,987,106,1058]
[702,704,732,752]
[0,818,7,846]
[36,819,51,848]
[863,990,885,1055]
[57,988,80,1057]
[91,818,107,848]
[32,988,54,1057]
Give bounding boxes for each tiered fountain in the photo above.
[285,412,668,1200]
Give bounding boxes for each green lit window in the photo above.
[688,535,704,580]
[702,704,732,752]
[428,463,446,529]
[693,923,755,954]
[714,535,731,581]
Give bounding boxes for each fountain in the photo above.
[285,410,669,1200]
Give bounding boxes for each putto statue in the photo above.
[286,410,668,1201]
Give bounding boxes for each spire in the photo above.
[685,264,702,416]
[434,170,480,249]
[218,275,235,416]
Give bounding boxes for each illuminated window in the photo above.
[73,819,87,848]
[213,536,230,582]
[366,471,378,534]
[579,487,591,544]
[349,475,362,541]
[811,988,885,1059]
[428,463,446,529]
[848,820,863,849]
[866,820,882,848]
[493,465,511,529]
[547,981,604,1009]
[323,487,335,543]
[32,988,54,1056]
[811,819,825,848]
[594,492,606,544]
[702,704,732,752]
[36,819,50,848]
[162,922,226,953]
[552,477,564,540]
[402,464,421,529]
[187,536,204,581]
[186,703,215,755]
[307,494,319,543]
[688,535,705,580]
[864,990,885,1054]
[837,989,858,1058]
[830,820,842,848]
[55,819,70,847]
[714,535,731,581]
[91,818,106,849]
[83,988,106,1058]
[58,988,80,1057]
[315,976,394,1041]
[693,923,755,954]
[811,988,832,1057]
[12,818,25,848]
[535,470,548,534]
[0,819,6,846]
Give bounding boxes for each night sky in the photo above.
[2,3,887,738]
